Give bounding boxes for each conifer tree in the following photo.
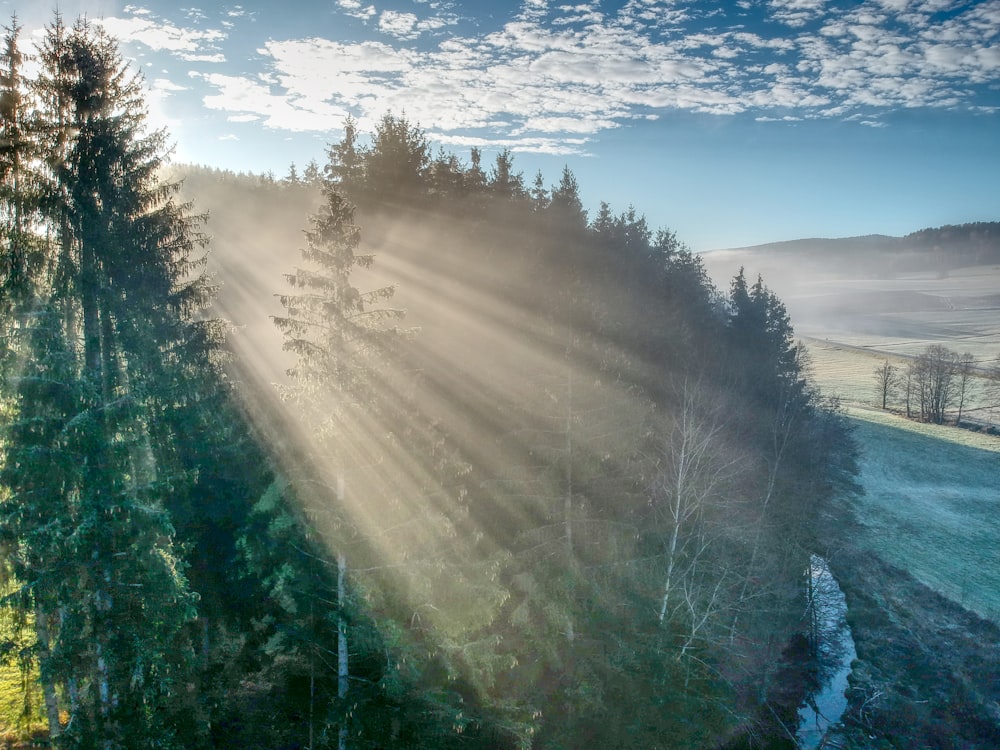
[488,148,525,201]
[270,158,513,749]
[271,173,403,748]
[326,114,365,195]
[548,165,587,231]
[0,16,216,748]
[363,112,429,206]
[466,147,488,196]
[0,16,40,302]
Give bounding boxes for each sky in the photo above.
[6,0,1000,250]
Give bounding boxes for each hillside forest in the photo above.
[0,16,859,749]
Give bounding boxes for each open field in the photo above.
[803,339,1000,427]
[790,264,1000,369]
[775,262,1000,624]
[842,405,1000,622]
[767,259,1000,746]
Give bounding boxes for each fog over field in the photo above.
[702,235,1000,413]
[704,233,1000,614]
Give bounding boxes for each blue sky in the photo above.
[8,0,1000,250]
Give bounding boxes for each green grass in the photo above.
[0,613,46,738]
[843,405,1000,622]
[796,296,1000,624]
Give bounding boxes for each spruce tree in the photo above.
[0,16,48,308]
[0,16,217,748]
[270,166,512,749]
[271,174,402,749]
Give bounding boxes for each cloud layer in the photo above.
[93,0,1000,154]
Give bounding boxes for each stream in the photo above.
[795,555,857,749]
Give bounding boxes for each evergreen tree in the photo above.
[0,16,218,748]
[429,146,465,199]
[326,114,365,194]
[466,147,488,196]
[0,16,44,303]
[548,165,587,231]
[528,170,549,211]
[270,176,401,749]
[487,148,525,201]
[363,112,429,207]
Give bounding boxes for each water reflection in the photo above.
[796,555,857,749]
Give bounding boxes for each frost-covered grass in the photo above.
[842,405,1000,623]
[790,267,1000,624]
[803,339,999,422]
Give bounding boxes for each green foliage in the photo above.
[0,603,46,738]
[0,14,860,747]
[0,14,238,749]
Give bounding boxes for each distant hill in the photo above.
[704,222,1000,280]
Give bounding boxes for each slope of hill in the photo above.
[705,221,1000,748]
[705,221,1000,279]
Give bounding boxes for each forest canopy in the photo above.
[0,15,857,749]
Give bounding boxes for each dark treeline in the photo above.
[0,15,858,750]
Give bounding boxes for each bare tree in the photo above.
[955,352,976,425]
[904,366,914,418]
[986,354,1000,430]
[909,345,959,424]
[873,359,899,410]
[651,383,741,636]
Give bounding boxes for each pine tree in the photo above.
[0,15,42,303]
[325,114,365,196]
[487,148,524,201]
[548,165,587,231]
[271,176,403,748]
[270,167,513,749]
[0,16,217,747]
[362,112,429,207]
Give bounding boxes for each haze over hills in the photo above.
[705,221,1000,271]
[702,221,1000,280]
[701,221,1000,352]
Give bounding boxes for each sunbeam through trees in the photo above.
[0,15,865,750]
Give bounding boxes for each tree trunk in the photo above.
[564,368,575,643]
[336,476,349,750]
[337,551,348,750]
[33,605,62,738]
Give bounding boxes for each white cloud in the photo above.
[769,0,828,27]
[379,12,420,39]
[336,0,377,22]
[195,71,350,131]
[151,78,186,92]
[96,15,226,55]
[154,0,999,155]
[514,115,619,134]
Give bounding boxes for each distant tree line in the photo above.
[0,14,859,749]
[873,345,996,426]
[901,222,1000,271]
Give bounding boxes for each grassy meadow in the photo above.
[0,613,46,740]
[842,405,1000,622]
[783,264,1000,624]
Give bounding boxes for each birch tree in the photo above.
[647,383,745,672]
